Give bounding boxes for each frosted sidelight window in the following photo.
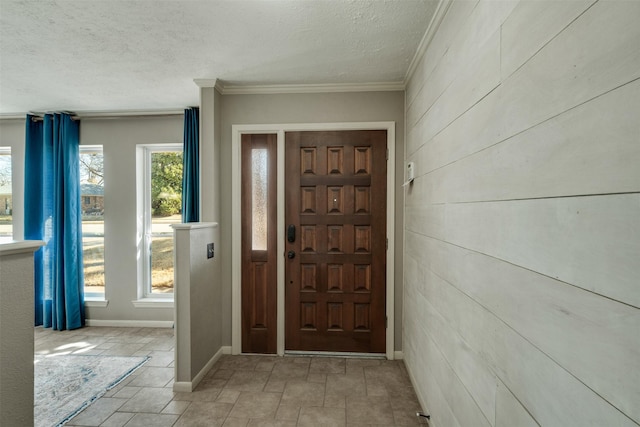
[252,148,268,251]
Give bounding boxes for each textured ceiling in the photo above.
[0,0,438,115]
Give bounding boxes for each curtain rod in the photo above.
[27,109,186,122]
[29,114,79,122]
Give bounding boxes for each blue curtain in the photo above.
[182,107,199,222]
[25,113,85,330]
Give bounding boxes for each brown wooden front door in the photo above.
[241,134,277,354]
[285,130,387,353]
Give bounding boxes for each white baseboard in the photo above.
[394,351,404,360]
[172,347,224,393]
[85,319,174,328]
[172,381,193,393]
[222,346,232,355]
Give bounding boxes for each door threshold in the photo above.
[285,350,387,359]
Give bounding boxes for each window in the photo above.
[0,147,12,242]
[138,145,183,297]
[80,146,105,299]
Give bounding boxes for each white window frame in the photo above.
[79,145,106,302]
[0,146,12,242]
[136,144,182,301]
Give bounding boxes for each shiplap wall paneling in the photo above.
[495,381,539,427]
[443,195,640,307]
[405,0,479,108]
[413,80,640,199]
[403,0,640,426]
[404,233,638,427]
[408,0,640,176]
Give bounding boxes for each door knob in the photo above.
[287,251,296,259]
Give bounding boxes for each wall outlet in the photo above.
[207,243,214,259]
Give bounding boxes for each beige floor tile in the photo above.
[111,386,142,399]
[99,343,146,356]
[281,380,325,407]
[173,401,233,426]
[287,357,312,365]
[118,387,174,413]
[346,395,394,425]
[393,409,429,426]
[138,337,174,352]
[270,362,309,381]
[326,373,366,397]
[127,366,174,387]
[142,350,174,367]
[66,397,126,426]
[216,389,241,404]
[227,391,281,419]
[365,380,388,397]
[307,372,327,383]
[161,400,191,415]
[124,413,179,427]
[345,358,381,376]
[224,370,271,392]
[98,411,135,427]
[298,406,346,426]
[197,376,229,390]
[172,388,222,402]
[256,360,277,372]
[388,387,422,411]
[223,418,250,427]
[213,368,236,379]
[106,335,154,344]
[275,404,300,421]
[264,378,287,393]
[218,355,261,371]
[35,327,426,427]
[324,395,346,409]
[309,357,346,374]
[247,420,296,427]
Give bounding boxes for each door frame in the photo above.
[231,122,396,359]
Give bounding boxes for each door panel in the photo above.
[285,130,387,353]
[241,134,277,354]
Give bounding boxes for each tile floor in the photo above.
[35,326,428,426]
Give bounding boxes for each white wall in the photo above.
[0,119,25,240]
[0,116,184,323]
[0,242,42,427]
[173,223,222,390]
[403,1,640,426]
[81,116,183,322]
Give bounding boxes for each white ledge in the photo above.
[85,299,109,308]
[0,240,45,255]
[171,222,219,230]
[132,299,174,308]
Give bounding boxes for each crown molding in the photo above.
[0,113,26,120]
[193,78,225,94]
[211,81,405,95]
[404,0,453,84]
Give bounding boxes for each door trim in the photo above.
[231,122,396,359]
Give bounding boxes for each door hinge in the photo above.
[385,316,388,328]
[386,238,388,250]
[386,148,389,160]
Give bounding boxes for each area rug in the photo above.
[34,354,148,427]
